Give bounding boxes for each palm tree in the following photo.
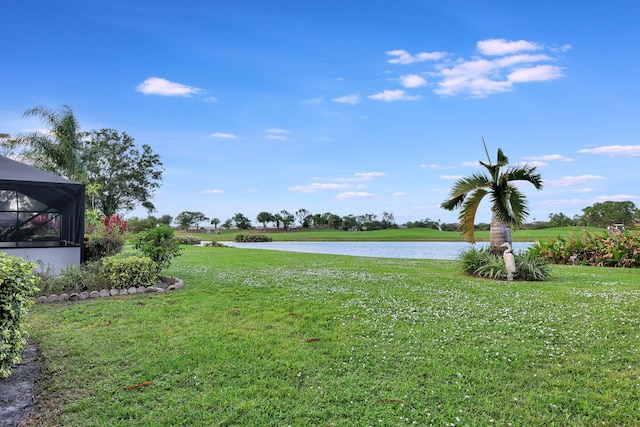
[22,105,84,181]
[441,145,543,250]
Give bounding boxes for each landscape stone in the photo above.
[110,289,119,296]
[145,286,156,293]
[69,293,80,301]
[89,291,100,299]
[99,289,110,297]
[119,289,128,295]
[79,292,89,300]
[36,296,48,304]
[128,287,137,294]
[59,293,69,301]
[137,286,146,293]
[47,295,58,303]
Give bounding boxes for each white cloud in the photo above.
[393,192,406,197]
[461,161,481,167]
[578,145,640,156]
[523,154,574,162]
[428,39,566,97]
[266,128,289,134]
[355,172,386,179]
[477,39,542,56]
[399,74,427,88]
[538,193,637,208]
[211,132,237,139]
[421,163,452,170]
[332,94,360,105]
[264,135,288,141]
[544,175,605,188]
[386,49,446,64]
[202,189,224,194]
[441,175,464,180]
[335,192,376,199]
[368,89,420,102]
[596,194,638,201]
[517,160,548,168]
[289,183,349,193]
[508,65,565,82]
[136,77,201,97]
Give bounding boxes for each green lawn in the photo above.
[187,226,602,242]
[26,245,640,426]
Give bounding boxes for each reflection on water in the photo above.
[222,241,535,260]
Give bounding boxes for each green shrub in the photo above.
[132,225,181,274]
[84,234,125,262]
[101,254,156,289]
[234,233,272,242]
[459,247,549,281]
[37,261,109,296]
[515,250,551,281]
[177,235,201,245]
[0,252,40,377]
[203,241,227,247]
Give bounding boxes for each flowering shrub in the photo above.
[534,230,640,267]
[84,214,128,262]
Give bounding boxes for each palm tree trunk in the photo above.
[490,213,512,254]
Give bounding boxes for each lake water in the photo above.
[222,241,535,260]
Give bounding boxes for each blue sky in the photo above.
[2,0,639,225]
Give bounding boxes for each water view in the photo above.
[223,241,535,260]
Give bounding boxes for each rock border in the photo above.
[33,275,184,304]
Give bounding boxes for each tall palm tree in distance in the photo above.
[441,142,543,251]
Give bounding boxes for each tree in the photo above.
[232,213,252,229]
[548,212,575,228]
[441,145,543,250]
[82,129,163,216]
[280,210,295,230]
[222,219,233,229]
[578,201,639,228]
[20,105,85,180]
[175,211,209,230]
[210,218,220,230]
[158,214,173,225]
[296,208,310,228]
[256,211,275,230]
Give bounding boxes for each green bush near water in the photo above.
[235,233,272,242]
[459,247,550,281]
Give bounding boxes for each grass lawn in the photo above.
[185,226,603,242]
[26,245,640,426]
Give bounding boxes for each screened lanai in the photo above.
[0,155,85,270]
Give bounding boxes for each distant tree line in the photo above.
[406,201,639,232]
[158,209,398,232]
[128,201,639,234]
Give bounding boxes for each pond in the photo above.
[222,241,535,260]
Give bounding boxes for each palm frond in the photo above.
[459,189,488,243]
[504,165,543,189]
[495,148,509,166]
[441,173,491,211]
